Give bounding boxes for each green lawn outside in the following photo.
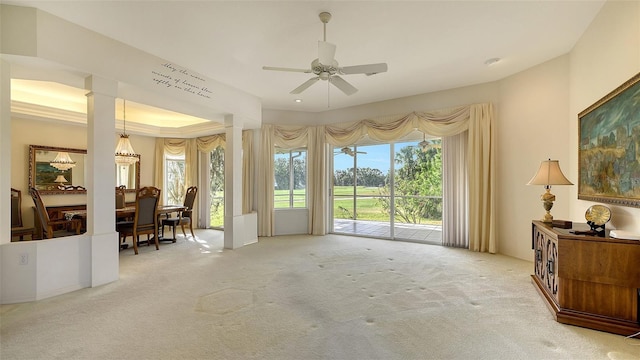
[209,186,441,227]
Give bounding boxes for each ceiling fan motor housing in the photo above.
[312,59,338,79]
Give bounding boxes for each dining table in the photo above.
[62,204,187,243]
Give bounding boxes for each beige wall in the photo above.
[11,116,156,229]
[497,55,571,259]
[569,0,640,232]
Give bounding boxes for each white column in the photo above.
[85,75,119,286]
[0,60,11,245]
[224,115,243,249]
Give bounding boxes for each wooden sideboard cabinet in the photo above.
[33,204,86,239]
[531,220,640,336]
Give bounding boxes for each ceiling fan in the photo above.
[262,12,388,97]
[334,147,367,157]
[418,133,442,152]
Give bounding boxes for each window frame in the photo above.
[164,153,186,206]
[274,148,307,209]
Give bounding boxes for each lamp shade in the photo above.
[50,152,76,171]
[527,159,573,186]
[54,175,68,183]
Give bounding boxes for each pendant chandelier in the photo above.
[115,99,139,166]
[50,151,76,171]
[418,132,430,152]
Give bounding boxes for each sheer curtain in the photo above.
[153,138,197,202]
[259,103,496,252]
[153,131,255,230]
[442,131,468,248]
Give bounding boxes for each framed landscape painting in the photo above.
[35,162,73,190]
[578,72,640,207]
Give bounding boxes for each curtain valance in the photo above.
[260,103,496,253]
[324,106,472,146]
[197,133,225,152]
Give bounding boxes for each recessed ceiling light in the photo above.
[484,58,501,66]
[294,99,303,103]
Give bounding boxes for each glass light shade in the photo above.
[115,134,139,166]
[527,159,573,186]
[50,151,76,171]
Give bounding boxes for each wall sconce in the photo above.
[527,159,573,223]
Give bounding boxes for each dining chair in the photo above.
[117,186,161,255]
[115,185,126,209]
[11,188,34,241]
[161,186,197,239]
[29,187,82,239]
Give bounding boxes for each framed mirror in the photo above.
[29,145,87,195]
[29,146,141,195]
[116,155,140,193]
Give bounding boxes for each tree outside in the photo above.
[210,146,224,228]
[333,140,442,225]
[166,158,185,205]
[379,141,442,224]
[274,150,307,208]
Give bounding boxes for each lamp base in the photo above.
[540,188,556,224]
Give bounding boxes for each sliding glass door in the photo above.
[331,136,442,244]
[333,144,391,238]
[392,140,442,244]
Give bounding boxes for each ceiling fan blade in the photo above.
[318,41,336,65]
[290,77,320,94]
[329,75,358,96]
[340,63,388,75]
[262,66,312,73]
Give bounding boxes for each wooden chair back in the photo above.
[29,187,81,239]
[30,187,51,232]
[11,188,23,228]
[182,186,198,214]
[134,186,161,232]
[115,185,126,209]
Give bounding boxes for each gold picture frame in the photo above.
[578,72,640,207]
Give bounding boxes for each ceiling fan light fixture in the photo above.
[294,99,303,103]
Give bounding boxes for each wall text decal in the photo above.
[151,63,212,99]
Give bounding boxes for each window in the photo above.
[274,149,307,208]
[165,154,185,205]
[209,146,224,228]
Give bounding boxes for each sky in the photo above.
[333,141,420,172]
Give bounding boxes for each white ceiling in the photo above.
[4,1,605,116]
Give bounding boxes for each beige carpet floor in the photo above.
[1,230,638,360]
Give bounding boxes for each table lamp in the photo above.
[527,159,573,223]
[54,175,68,184]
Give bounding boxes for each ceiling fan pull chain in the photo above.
[329,80,332,108]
